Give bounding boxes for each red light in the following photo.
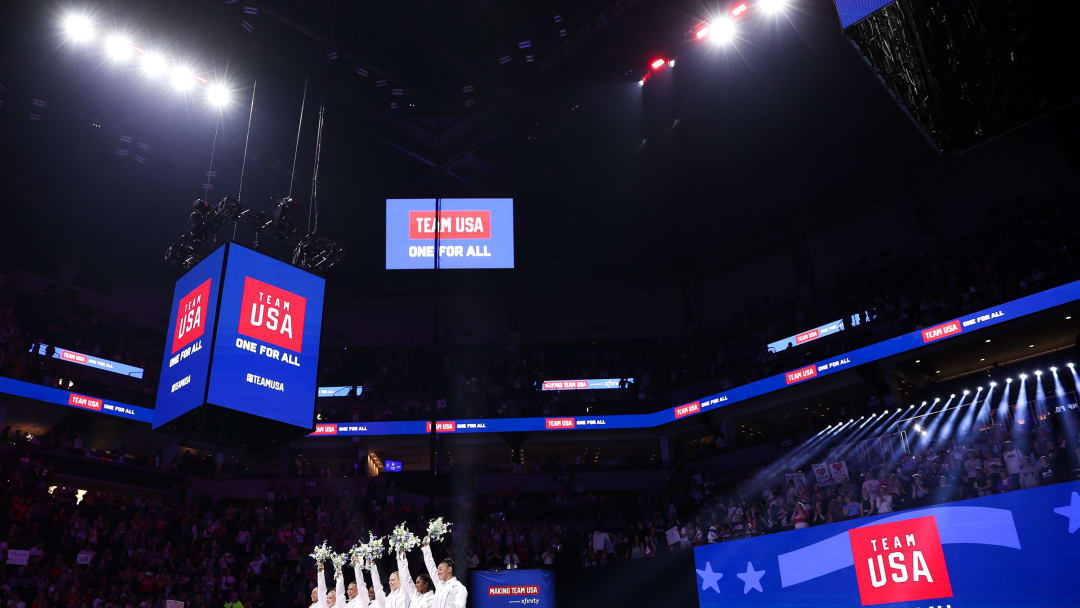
[731,2,748,17]
[695,24,710,40]
[650,58,666,70]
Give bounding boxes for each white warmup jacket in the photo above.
[346,559,370,608]
[421,545,467,608]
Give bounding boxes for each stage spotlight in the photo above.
[63,13,95,43]
[1069,363,1075,368]
[976,386,983,392]
[895,408,901,413]
[950,394,956,398]
[910,405,915,409]
[207,82,231,108]
[711,17,737,45]
[1006,378,1013,383]
[695,24,711,40]
[921,401,927,406]
[650,58,666,70]
[934,397,941,403]
[990,381,997,387]
[637,79,645,87]
[668,59,676,68]
[141,53,168,79]
[1019,373,1028,380]
[1035,370,1042,376]
[1050,366,1058,373]
[759,0,789,14]
[105,34,134,62]
[914,423,921,431]
[171,65,197,92]
[731,2,749,17]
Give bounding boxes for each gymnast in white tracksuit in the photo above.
[316,563,346,608]
[369,559,410,608]
[397,550,435,608]
[420,538,467,608]
[347,555,370,608]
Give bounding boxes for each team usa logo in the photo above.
[172,278,212,354]
[848,516,953,606]
[409,210,492,239]
[68,393,103,411]
[785,365,818,385]
[921,320,962,343]
[237,277,307,353]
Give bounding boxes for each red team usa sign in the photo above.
[237,277,306,353]
[848,516,952,606]
[172,278,211,353]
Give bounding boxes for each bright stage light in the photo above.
[1035,370,1042,376]
[976,386,983,392]
[731,2,749,17]
[1019,373,1028,380]
[105,34,134,62]
[950,394,956,399]
[759,0,789,14]
[711,17,737,45]
[914,423,921,431]
[1006,377,1013,383]
[1050,366,1058,373]
[63,13,95,43]
[141,53,168,78]
[695,24,710,40]
[934,397,941,403]
[650,58,666,70]
[637,79,645,87]
[207,82,231,108]
[668,59,676,68]
[171,65,197,92]
[895,408,901,413]
[990,381,997,387]
[963,390,970,395]
[1069,363,1075,368]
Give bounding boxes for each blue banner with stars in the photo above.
[694,481,1080,607]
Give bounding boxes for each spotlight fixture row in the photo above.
[637,0,790,87]
[61,12,234,108]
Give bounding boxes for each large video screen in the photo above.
[154,246,226,428]
[694,481,1080,607]
[385,198,514,269]
[206,244,325,428]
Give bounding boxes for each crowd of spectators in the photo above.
[4,392,1078,608]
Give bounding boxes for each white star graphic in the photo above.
[736,561,766,594]
[1054,491,1080,533]
[695,561,723,593]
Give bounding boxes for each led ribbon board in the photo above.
[766,320,845,354]
[312,279,1080,436]
[0,376,153,423]
[155,243,325,429]
[31,344,145,379]
[540,378,631,391]
[694,481,1080,607]
[385,198,514,269]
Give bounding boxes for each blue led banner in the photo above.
[0,376,153,423]
[472,569,555,608]
[540,378,632,391]
[694,481,1080,607]
[766,320,844,354]
[312,279,1080,436]
[30,343,145,379]
[318,385,353,397]
[384,459,402,472]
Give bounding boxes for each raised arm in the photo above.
[317,564,328,608]
[397,550,416,605]
[369,562,386,608]
[352,555,369,608]
[420,538,441,591]
[335,567,346,608]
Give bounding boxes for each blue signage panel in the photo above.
[206,244,325,428]
[31,343,145,379]
[694,481,1080,607]
[154,246,226,428]
[472,569,555,608]
[385,198,515,269]
[540,378,633,391]
[383,459,402,472]
[0,376,153,423]
[318,386,353,397]
[834,0,897,28]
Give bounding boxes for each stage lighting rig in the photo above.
[165,196,344,275]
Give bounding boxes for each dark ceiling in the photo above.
[0,0,933,294]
